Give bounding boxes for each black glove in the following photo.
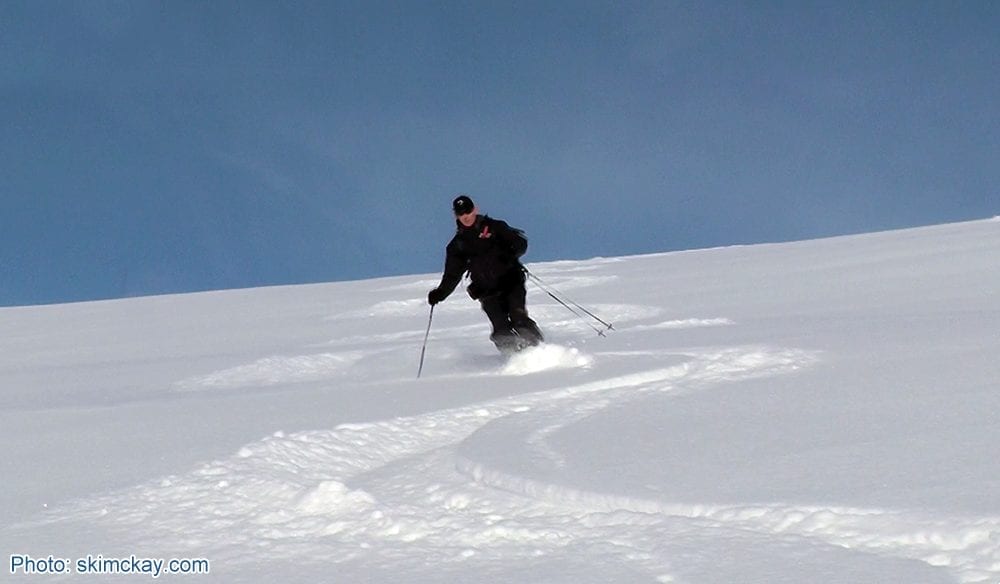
[466,282,483,300]
[427,287,448,306]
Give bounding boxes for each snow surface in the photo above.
[2,219,999,583]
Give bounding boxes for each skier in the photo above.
[427,195,544,353]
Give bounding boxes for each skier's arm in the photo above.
[431,242,467,301]
[493,220,528,259]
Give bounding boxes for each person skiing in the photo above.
[427,195,544,353]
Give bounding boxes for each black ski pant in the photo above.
[480,282,543,350]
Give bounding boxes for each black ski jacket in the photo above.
[435,215,528,300]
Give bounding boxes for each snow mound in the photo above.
[500,344,593,376]
[173,351,366,391]
[296,480,376,515]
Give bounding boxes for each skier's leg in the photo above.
[507,282,543,346]
[481,295,517,353]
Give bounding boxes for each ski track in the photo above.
[20,337,1000,582]
[172,351,372,391]
[172,301,664,393]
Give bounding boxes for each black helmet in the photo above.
[452,195,475,215]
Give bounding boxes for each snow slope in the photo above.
[2,219,999,583]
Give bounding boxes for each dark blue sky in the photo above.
[2,1,997,306]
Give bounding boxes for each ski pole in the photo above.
[417,305,435,378]
[524,269,615,335]
[531,279,607,337]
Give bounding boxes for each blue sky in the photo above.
[2,1,997,306]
